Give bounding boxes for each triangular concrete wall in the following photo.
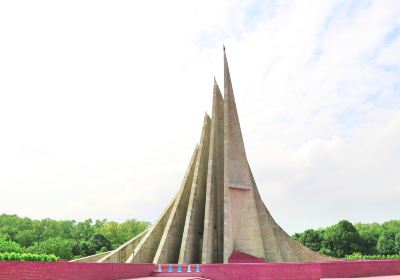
[74,49,333,264]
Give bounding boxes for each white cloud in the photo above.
[0,0,399,234]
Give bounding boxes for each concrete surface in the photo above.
[324,277,400,280]
[74,49,333,264]
[154,146,199,264]
[179,115,211,264]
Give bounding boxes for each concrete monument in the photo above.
[74,48,331,264]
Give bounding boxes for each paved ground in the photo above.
[134,275,400,279]
[131,277,209,280]
[129,275,400,280]
[325,276,400,280]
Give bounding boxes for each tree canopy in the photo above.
[0,214,150,260]
[2,213,399,260]
[293,219,400,258]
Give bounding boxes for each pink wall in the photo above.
[228,250,265,263]
[320,260,400,278]
[202,262,321,280]
[0,261,154,280]
[1,259,400,280]
[202,260,400,280]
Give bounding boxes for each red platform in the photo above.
[1,259,400,280]
[202,260,400,280]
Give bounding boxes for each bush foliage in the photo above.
[0,214,150,260]
[345,252,400,260]
[0,252,59,262]
[3,213,398,261]
[293,220,400,259]
[0,238,22,253]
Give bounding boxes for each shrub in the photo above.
[25,237,74,260]
[345,253,400,260]
[0,238,23,253]
[0,252,59,262]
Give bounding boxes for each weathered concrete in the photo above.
[70,251,112,263]
[179,114,211,264]
[98,229,148,263]
[221,48,331,263]
[202,79,224,264]
[223,48,264,262]
[73,48,333,264]
[130,147,199,264]
[128,199,175,263]
[153,146,199,264]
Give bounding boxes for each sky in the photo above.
[0,0,399,234]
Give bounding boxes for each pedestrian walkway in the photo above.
[324,276,400,280]
[129,277,209,280]
[127,274,400,280]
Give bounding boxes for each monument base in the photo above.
[1,259,400,280]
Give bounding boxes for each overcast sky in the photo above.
[0,0,399,234]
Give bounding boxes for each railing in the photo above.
[154,263,201,275]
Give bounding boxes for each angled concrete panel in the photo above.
[179,114,211,264]
[223,50,253,191]
[222,48,332,263]
[129,195,176,263]
[252,180,285,262]
[153,145,199,264]
[70,251,112,263]
[202,80,224,264]
[74,48,333,264]
[232,188,265,260]
[97,229,148,263]
[223,47,258,262]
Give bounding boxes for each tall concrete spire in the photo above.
[202,78,224,264]
[223,47,254,190]
[223,48,265,262]
[74,49,333,264]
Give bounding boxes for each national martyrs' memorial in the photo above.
[1,49,400,280]
[74,47,332,265]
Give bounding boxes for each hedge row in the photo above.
[0,252,59,262]
[345,253,400,260]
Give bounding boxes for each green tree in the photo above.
[321,220,362,258]
[0,237,23,253]
[100,219,150,248]
[78,240,95,256]
[32,220,46,245]
[295,229,322,252]
[89,233,111,252]
[15,230,36,247]
[0,225,17,241]
[395,232,400,254]
[26,237,75,260]
[359,230,379,255]
[293,232,304,241]
[377,231,397,255]
[0,213,150,259]
[72,219,95,241]
[382,220,400,232]
[58,220,76,239]
[43,219,61,240]
[18,217,33,231]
